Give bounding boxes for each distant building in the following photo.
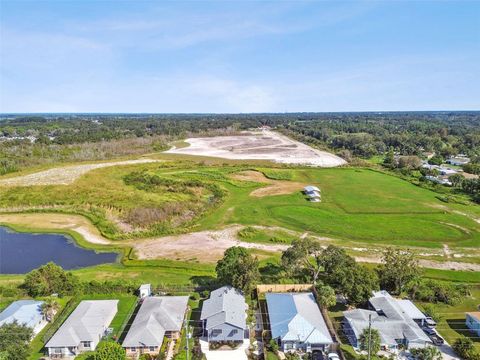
[466,312,480,337]
[139,284,151,298]
[343,291,431,352]
[425,175,452,186]
[0,300,47,336]
[266,292,333,353]
[45,300,118,358]
[200,286,248,343]
[446,157,470,166]
[122,296,189,358]
[304,185,321,202]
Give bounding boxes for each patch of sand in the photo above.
[355,256,480,271]
[231,170,306,197]
[133,225,290,262]
[166,130,346,167]
[0,213,110,245]
[0,159,160,187]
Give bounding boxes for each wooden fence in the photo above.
[256,284,313,294]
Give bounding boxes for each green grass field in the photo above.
[1,161,479,287]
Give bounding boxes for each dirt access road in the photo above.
[166,130,346,167]
[0,159,160,187]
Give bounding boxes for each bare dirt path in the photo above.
[231,170,306,197]
[0,159,160,187]
[166,130,346,167]
[0,213,110,245]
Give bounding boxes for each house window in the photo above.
[131,347,137,352]
[81,341,91,348]
[149,346,156,352]
[211,329,222,336]
[54,348,63,354]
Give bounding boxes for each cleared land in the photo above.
[166,130,346,167]
[1,158,480,280]
[231,170,306,197]
[0,158,159,186]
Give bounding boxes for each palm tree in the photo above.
[41,298,59,322]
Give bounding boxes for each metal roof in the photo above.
[122,296,188,347]
[0,300,44,329]
[45,300,118,348]
[304,186,320,193]
[344,291,430,347]
[200,286,247,330]
[266,292,333,345]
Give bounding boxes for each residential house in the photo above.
[446,157,470,166]
[343,291,431,352]
[200,286,248,343]
[266,292,333,353]
[0,300,47,335]
[466,312,480,337]
[122,296,189,358]
[45,300,118,358]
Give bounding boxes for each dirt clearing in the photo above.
[231,170,306,197]
[166,130,346,167]
[0,159,161,187]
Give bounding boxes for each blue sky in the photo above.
[1,0,479,113]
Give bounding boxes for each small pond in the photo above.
[0,226,118,274]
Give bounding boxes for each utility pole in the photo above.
[367,314,372,360]
[184,316,190,360]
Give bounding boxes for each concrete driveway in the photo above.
[200,338,250,360]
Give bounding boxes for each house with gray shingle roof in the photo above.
[0,300,47,336]
[45,300,118,357]
[122,296,189,358]
[266,292,333,353]
[343,291,431,352]
[200,286,248,343]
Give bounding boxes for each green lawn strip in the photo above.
[416,287,480,351]
[173,298,200,360]
[237,226,297,245]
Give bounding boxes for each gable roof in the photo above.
[266,292,332,345]
[200,286,247,330]
[304,186,320,193]
[344,291,430,347]
[122,296,189,347]
[0,300,44,329]
[45,300,118,348]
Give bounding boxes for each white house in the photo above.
[45,300,118,358]
[266,292,333,353]
[122,296,188,357]
[0,300,47,336]
[343,291,431,352]
[200,286,248,343]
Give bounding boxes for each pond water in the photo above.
[0,226,118,274]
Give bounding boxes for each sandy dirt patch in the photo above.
[0,159,160,187]
[231,170,306,197]
[166,130,346,167]
[0,213,110,245]
[133,225,290,262]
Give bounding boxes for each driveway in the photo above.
[200,338,250,360]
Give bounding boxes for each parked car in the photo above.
[312,351,324,360]
[424,317,437,328]
[423,327,436,336]
[431,334,445,346]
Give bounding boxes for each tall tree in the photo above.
[315,284,336,309]
[344,265,379,305]
[40,298,59,322]
[23,262,79,297]
[0,321,33,360]
[377,248,421,294]
[216,247,260,293]
[94,341,125,360]
[281,238,323,284]
[359,328,381,355]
